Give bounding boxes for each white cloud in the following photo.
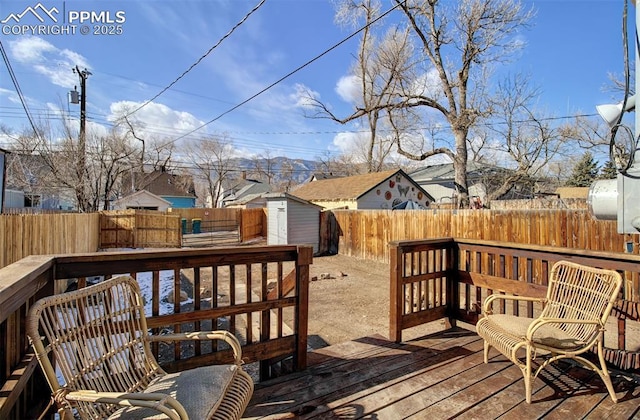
[335,74,361,103]
[331,130,367,158]
[0,88,20,105]
[8,36,90,88]
[109,101,206,141]
[289,83,319,109]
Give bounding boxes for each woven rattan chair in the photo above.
[476,260,622,404]
[26,275,253,419]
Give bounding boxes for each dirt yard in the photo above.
[305,253,448,348]
[178,252,449,350]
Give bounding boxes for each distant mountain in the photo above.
[227,156,320,185]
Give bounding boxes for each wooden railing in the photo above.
[390,238,640,371]
[0,244,312,420]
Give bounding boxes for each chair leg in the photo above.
[483,340,490,364]
[597,343,618,403]
[524,346,533,403]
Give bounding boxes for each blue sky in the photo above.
[0,0,634,162]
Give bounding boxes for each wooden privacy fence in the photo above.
[100,210,181,248]
[0,213,100,268]
[168,207,266,242]
[329,209,639,263]
[0,209,267,270]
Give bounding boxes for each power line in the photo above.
[165,1,405,145]
[0,40,42,141]
[124,0,267,118]
[0,104,602,136]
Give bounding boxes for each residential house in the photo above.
[120,169,197,209]
[3,153,76,211]
[220,179,271,208]
[408,162,534,207]
[111,190,173,211]
[290,169,434,210]
[302,173,340,183]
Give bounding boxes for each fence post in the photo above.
[389,242,403,343]
[294,245,312,371]
[237,209,244,243]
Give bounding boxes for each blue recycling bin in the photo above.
[192,218,201,234]
[181,218,187,234]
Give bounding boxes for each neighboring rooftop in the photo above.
[291,169,401,201]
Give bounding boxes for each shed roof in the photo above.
[264,192,323,208]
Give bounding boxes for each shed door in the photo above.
[276,207,287,244]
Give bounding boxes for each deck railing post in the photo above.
[389,242,403,343]
[446,241,459,328]
[294,245,312,371]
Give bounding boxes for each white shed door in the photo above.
[276,207,287,244]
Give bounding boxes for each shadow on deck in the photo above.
[244,327,640,419]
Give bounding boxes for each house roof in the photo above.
[304,173,341,183]
[224,192,266,206]
[122,170,196,198]
[224,180,271,202]
[291,169,433,202]
[113,189,172,207]
[409,161,507,182]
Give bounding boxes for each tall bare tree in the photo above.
[309,0,533,207]
[184,135,235,208]
[252,150,278,185]
[86,132,139,210]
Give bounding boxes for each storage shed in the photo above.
[264,193,322,254]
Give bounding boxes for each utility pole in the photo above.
[71,66,91,211]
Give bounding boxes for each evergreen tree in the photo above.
[598,159,618,180]
[566,152,599,187]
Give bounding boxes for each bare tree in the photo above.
[145,138,176,172]
[86,132,139,210]
[476,73,564,201]
[276,159,296,192]
[7,122,139,211]
[252,150,278,185]
[184,135,235,208]
[336,0,403,172]
[310,0,533,207]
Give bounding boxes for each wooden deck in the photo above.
[244,328,640,419]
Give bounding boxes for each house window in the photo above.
[25,194,41,208]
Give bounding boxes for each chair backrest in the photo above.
[543,261,623,342]
[26,276,163,418]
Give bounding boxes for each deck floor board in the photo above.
[243,327,640,419]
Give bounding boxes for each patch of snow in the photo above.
[134,270,194,316]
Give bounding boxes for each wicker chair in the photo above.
[26,275,253,419]
[476,260,622,404]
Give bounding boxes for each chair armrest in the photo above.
[483,294,545,314]
[149,330,243,364]
[66,390,188,420]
